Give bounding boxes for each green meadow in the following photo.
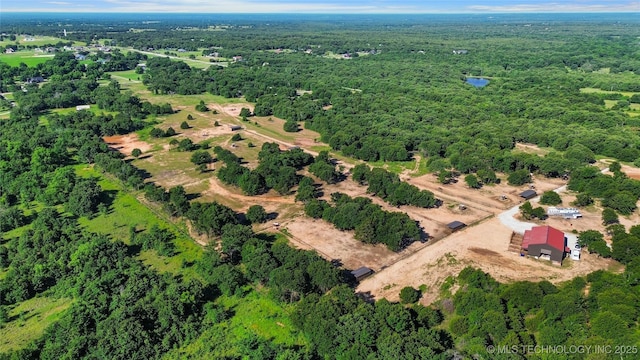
[164,287,307,359]
[75,165,203,276]
[0,297,73,353]
[0,51,54,67]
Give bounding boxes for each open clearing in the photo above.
[357,216,620,305]
[0,296,73,353]
[284,217,424,271]
[0,51,54,67]
[407,172,566,213]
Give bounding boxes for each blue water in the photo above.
[466,78,490,88]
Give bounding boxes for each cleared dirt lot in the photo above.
[407,173,567,213]
[104,134,152,156]
[284,217,431,271]
[320,178,492,241]
[356,216,620,305]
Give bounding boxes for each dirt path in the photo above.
[203,178,295,208]
[401,154,421,177]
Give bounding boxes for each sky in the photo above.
[1,0,638,13]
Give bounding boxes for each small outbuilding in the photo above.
[519,189,537,200]
[447,221,467,232]
[351,267,374,281]
[27,76,45,84]
[229,125,242,131]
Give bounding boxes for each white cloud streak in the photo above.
[4,0,640,13]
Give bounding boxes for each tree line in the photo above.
[304,193,422,251]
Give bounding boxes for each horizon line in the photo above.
[2,10,639,14]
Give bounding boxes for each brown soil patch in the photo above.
[219,103,254,117]
[203,178,295,210]
[619,164,640,180]
[103,133,151,156]
[320,178,492,241]
[284,217,430,271]
[407,173,566,213]
[468,247,500,257]
[357,217,617,305]
[514,142,551,156]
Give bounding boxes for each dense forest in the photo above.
[1,13,640,359]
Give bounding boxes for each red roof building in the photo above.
[522,226,569,264]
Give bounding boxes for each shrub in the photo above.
[464,174,481,189]
[507,169,531,186]
[246,205,268,224]
[131,148,142,158]
[180,121,190,129]
[399,286,420,304]
[540,191,561,205]
[150,128,165,138]
[602,208,619,225]
[572,193,593,207]
[195,100,208,112]
[283,121,299,132]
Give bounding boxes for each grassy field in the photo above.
[116,80,240,107]
[368,159,416,175]
[108,69,143,82]
[218,288,307,346]
[0,35,83,47]
[75,165,203,276]
[580,87,639,98]
[0,296,73,353]
[164,287,307,358]
[0,51,54,67]
[118,48,220,70]
[37,106,119,126]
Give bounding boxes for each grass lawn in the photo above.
[108,69,143,82]
[0,51,53,67]
[75,165,203,276]
[0,296,73,353]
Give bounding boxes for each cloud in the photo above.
[3,0,640,13]
[466,1,640,12]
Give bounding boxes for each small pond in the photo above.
[465,77,490,88]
